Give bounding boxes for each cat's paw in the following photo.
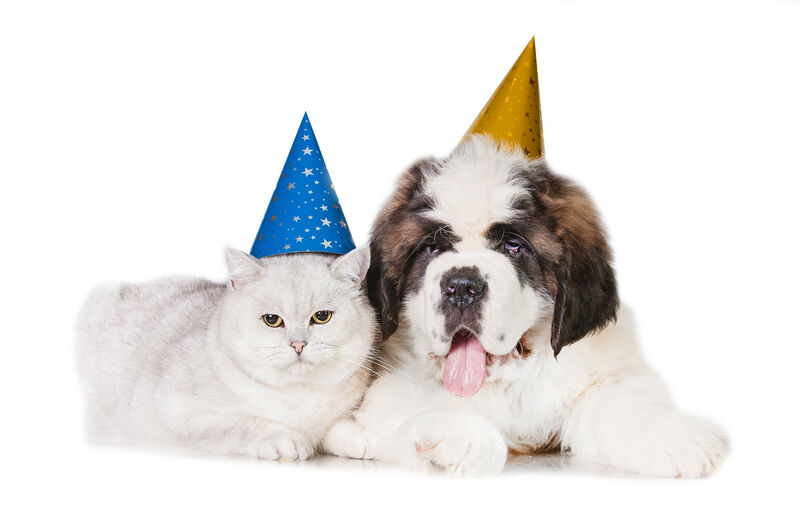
[406,410,508,477]
[257,431,314,462]
[631,414,729,478]
[322,419,377,460]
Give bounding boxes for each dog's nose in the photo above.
[290,341,307,354]
[441,268,487,309]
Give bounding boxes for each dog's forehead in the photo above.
[423,158,528,240]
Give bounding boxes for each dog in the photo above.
[353,135,729,476]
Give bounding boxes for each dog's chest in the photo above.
[476,373,572,449]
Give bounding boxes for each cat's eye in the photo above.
[310,311,333,325]
[262,314,284,328]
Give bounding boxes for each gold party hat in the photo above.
[463,37,543,158]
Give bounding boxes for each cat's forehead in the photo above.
[250,256,350,312]
[259,256,336,287]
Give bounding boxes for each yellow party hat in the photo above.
[463,37,543,158]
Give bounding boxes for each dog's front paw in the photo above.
[323,419,377,460]
[407,410,507,477]
[257,431,314,462]
[633,414,729,478]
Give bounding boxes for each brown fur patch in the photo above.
[523,167,618,354]
[367,159,438,338]
[507,434,562,456]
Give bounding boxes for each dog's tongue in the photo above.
[443,334,487,397]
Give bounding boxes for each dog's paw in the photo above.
[322,419,377,460]
[407,410,508,477]
[257,431,314,462]
[632,414,729,478]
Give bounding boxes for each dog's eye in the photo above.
[262,314,284,328]
[425,244,440,256]
[504,240,522,255]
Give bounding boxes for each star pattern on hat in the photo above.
[250,113,356,257]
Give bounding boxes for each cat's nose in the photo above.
[290,341,307,355]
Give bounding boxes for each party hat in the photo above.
[463,37,544,158]
[250,113,356,258]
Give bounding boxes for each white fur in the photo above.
[76,248,377,461]
[356,137,729,477]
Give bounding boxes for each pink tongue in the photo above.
[443,334,487,397]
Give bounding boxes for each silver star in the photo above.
[302,168,313,177]
[321,239,332,249]
[302,147,312,155]
[320,205,328,211]
[321,218,331,226]
[284,244,291,250]
[302,135,309,141]
[293,216,300,222]
[296,236,303,242]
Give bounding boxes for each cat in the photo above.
[75,247,378,461]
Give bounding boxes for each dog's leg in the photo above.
[355,375,508,476]
[397,409,508,476]
[560,371,729,477]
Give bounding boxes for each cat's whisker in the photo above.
[364,354,400,374]
[313,342,344,349]
[320,354,391,381]
[340,354,399,378]
[370,358,399,372]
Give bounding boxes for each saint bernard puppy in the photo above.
[354,135,728,477]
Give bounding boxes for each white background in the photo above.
[2,0,799,530]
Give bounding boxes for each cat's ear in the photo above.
[225,248,263,289]
[331,247,370,287]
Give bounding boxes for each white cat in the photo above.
[75,247,378,461]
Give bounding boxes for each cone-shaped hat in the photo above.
[463,37,543,158]
[250,113,356,258]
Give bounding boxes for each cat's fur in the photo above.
[75,248,378,461]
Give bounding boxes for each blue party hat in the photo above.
[250,113,356,258]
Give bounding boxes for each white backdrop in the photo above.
[2,0,799,530]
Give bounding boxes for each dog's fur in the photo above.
[354,135,728,476]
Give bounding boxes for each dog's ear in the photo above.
[366,158,436,340]
[536,171,619,356]
[366,240,400,339]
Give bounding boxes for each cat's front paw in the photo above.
[322,419,377,460]
[407,410,507,477]
[257,431,314,462]
[632,414,729,478]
